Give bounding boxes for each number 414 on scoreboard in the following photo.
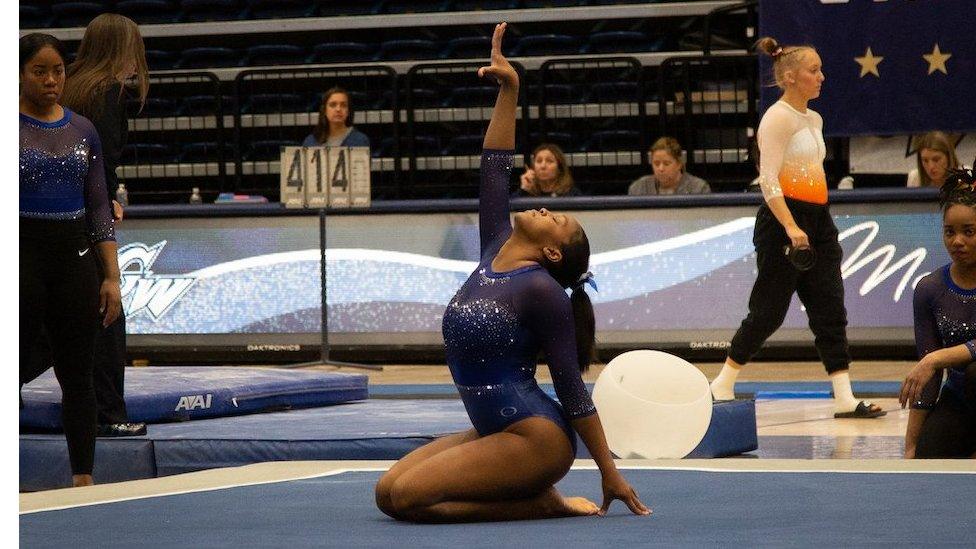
[279,146,371,209]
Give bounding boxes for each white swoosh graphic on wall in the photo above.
[128,218,759,331]
[189,217,758,278]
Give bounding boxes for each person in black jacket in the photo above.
[58,13,150,437]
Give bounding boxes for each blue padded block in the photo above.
[150,400,474,475]
[687,399,757,458]
[20,437,155,492]
[20,367,368,429]
[736,381,900,396]
[756,391,832,399]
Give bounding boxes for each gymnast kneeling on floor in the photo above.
[902,168,976,459]
[375,23,650,523]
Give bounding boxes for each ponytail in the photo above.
[541,227,596,372]
[570,286,596,372]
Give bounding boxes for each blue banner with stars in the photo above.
[759,0,976,136]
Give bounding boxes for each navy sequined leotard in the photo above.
[912,265,976,409]
[442,149,596,450]
[20,108,115,242]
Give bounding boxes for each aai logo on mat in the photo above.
[175,393,213,411]
[118,241,196,321]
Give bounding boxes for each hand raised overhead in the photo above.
[477,22,518,89]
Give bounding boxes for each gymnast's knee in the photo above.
[387,476,437,521]
[375,473,400,519]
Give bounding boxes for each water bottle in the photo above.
[115,183,129,207]
[189,187,203,205]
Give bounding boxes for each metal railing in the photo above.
[403,61,529,198]
[657,54,758,191]
[117,51,765,201]
[119,71,226,202]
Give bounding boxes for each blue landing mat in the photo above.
[369,381,901,398]
[20,400,754,491]
[20,367,368,429]
[21,469,975,548]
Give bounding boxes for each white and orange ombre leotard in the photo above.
[757,100,828,205]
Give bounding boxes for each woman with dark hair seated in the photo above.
[302,86,370,148]
[901,168,976,458]
[374,23,649,523]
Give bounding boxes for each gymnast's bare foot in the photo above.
[559,496,600,516]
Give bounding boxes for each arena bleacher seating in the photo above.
[24,0,778,203]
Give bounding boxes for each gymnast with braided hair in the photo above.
[375,23,650,523]
[901,167,976,459]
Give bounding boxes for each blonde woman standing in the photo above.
[709,37,885,419]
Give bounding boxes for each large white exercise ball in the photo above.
[592,350,712,459]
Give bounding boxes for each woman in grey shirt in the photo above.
[628,137,709,195]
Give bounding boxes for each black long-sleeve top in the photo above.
[77,83,128,201]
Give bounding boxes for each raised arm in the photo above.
[478,23,519,252]
[480,23,517,150]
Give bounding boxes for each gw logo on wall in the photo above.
[118,241,196,321]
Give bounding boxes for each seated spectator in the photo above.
[907,131,959,188]
[302,86,370,148]
[513,143,582,197]
[628,137,709,195]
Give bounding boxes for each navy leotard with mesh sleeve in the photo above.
[441,149,596,436]
[911,265,976,409]
[20,108,115,243]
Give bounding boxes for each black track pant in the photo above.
[23,298,129,424]
[915,363,976,458]
[728,198,851,374]
[92,313,128,424]
[20,218,100,475]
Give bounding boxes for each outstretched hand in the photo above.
[477,22,518,89]
[599,470,651,517]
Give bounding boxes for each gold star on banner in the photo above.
[923,44,951,75]
[854,47,883,78]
